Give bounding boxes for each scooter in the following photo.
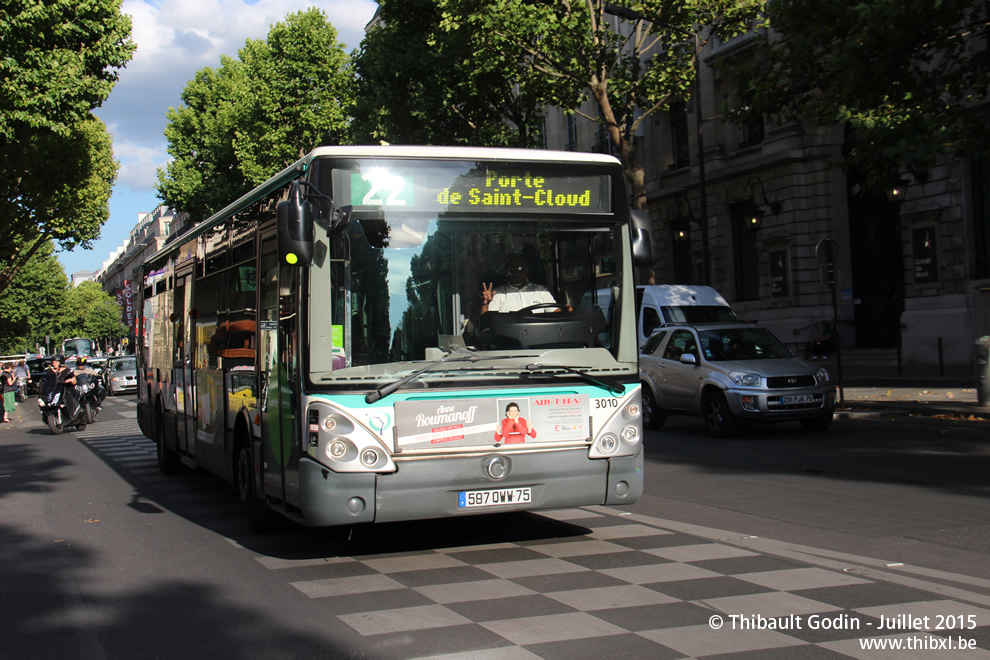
[76,373,106,424]
[39,380,89,434]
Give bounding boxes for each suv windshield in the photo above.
[699,328,793,361]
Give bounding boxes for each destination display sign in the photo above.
[336,165,611,215]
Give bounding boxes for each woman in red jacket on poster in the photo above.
[494,402,537,444]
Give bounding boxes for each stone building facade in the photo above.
[541,26,989,368]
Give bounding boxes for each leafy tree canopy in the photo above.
[157,8,354,222]
[61,280,128,345]
[352,0,548,147]
[0,0,134,297]
[734,0,990,188]
[0,242,68,354]
[433,0,763,207]
[0,115,118,296]
[0,0,135,140]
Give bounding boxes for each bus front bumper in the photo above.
[298,448,643,527]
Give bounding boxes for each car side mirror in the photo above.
[680,353,697,366]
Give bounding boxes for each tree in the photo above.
[0,0,134,297]
[432,0,763,208]
[352,0,548,147]
[0,242,68,354]
[158,8,354,222]
[733,0,990,189]
[61,280,128,346]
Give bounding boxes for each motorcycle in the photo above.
[75,372,106,424]
[39,379,89,434]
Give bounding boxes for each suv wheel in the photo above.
[702,390,739,437]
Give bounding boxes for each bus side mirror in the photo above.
[277,181,315,266]
[630,209,653,267]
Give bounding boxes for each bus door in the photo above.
[259,248,300,506]
[173,272,195,454]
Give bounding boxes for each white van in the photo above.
[636,285,736,350]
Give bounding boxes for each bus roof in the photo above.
[143,146,623,272]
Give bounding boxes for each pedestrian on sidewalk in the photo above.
[1,362,16,422]
[13,359,29,401]
[810,321,835,360]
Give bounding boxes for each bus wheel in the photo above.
[156,405,180,474]
[236,441,279,534]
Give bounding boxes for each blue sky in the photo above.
[59,0,379,277]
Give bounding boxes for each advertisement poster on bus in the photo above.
[394,394,590,450]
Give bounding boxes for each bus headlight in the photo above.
[309,402,396,474]
[361,448,380,467]
[329,440,348,458]
[589,391,643,459]
[598,433,619,455]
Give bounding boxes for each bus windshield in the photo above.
[307,158,628,384]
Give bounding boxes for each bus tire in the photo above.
[236,440,279,534]
[156,403,180,474]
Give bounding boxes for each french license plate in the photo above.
[458,487,532,508]
[781,394,816,404]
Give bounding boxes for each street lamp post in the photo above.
[604,4,710,285]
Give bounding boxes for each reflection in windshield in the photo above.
[309,215,625,380]
[699,328,793,361]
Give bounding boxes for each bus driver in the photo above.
[481,254,561,314]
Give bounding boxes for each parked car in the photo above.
[636,285,737,351]
[639,322,836,436]
[104,356,138,395]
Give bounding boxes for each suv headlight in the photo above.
[728,371,762,387]
[815,367,830,383]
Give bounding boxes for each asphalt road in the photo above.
[3,398,990,658]
[637,413,990,580]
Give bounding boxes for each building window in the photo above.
[566,115,578,151]
[670,102,689,170]
[974,160,990,279]
[732,202,760,301]
[738,92,764,148]
[671,219,692,284]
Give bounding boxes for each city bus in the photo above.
[61,337,96,358]
[136,146,653,531]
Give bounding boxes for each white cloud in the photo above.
[65,0,377,275]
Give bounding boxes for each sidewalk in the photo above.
[832,347,989,419]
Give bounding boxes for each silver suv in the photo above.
[639,322,836,436]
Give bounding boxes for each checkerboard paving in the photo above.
[70,406,990,659]
[275,508,990,659]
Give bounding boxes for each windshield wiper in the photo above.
[526,363,625,396]
[365,351,483,404]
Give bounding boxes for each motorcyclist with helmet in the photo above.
[42,355,79,417]
[74,356,106,412]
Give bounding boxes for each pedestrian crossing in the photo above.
[73,401,990,659]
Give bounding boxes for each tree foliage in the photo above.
[733,0,990,188]
[61,280,128,344]
[0,0,134,297]
[0,242,68,354]
[431,0,763,208]
[157,8,354,222]
[352,0,549,147]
